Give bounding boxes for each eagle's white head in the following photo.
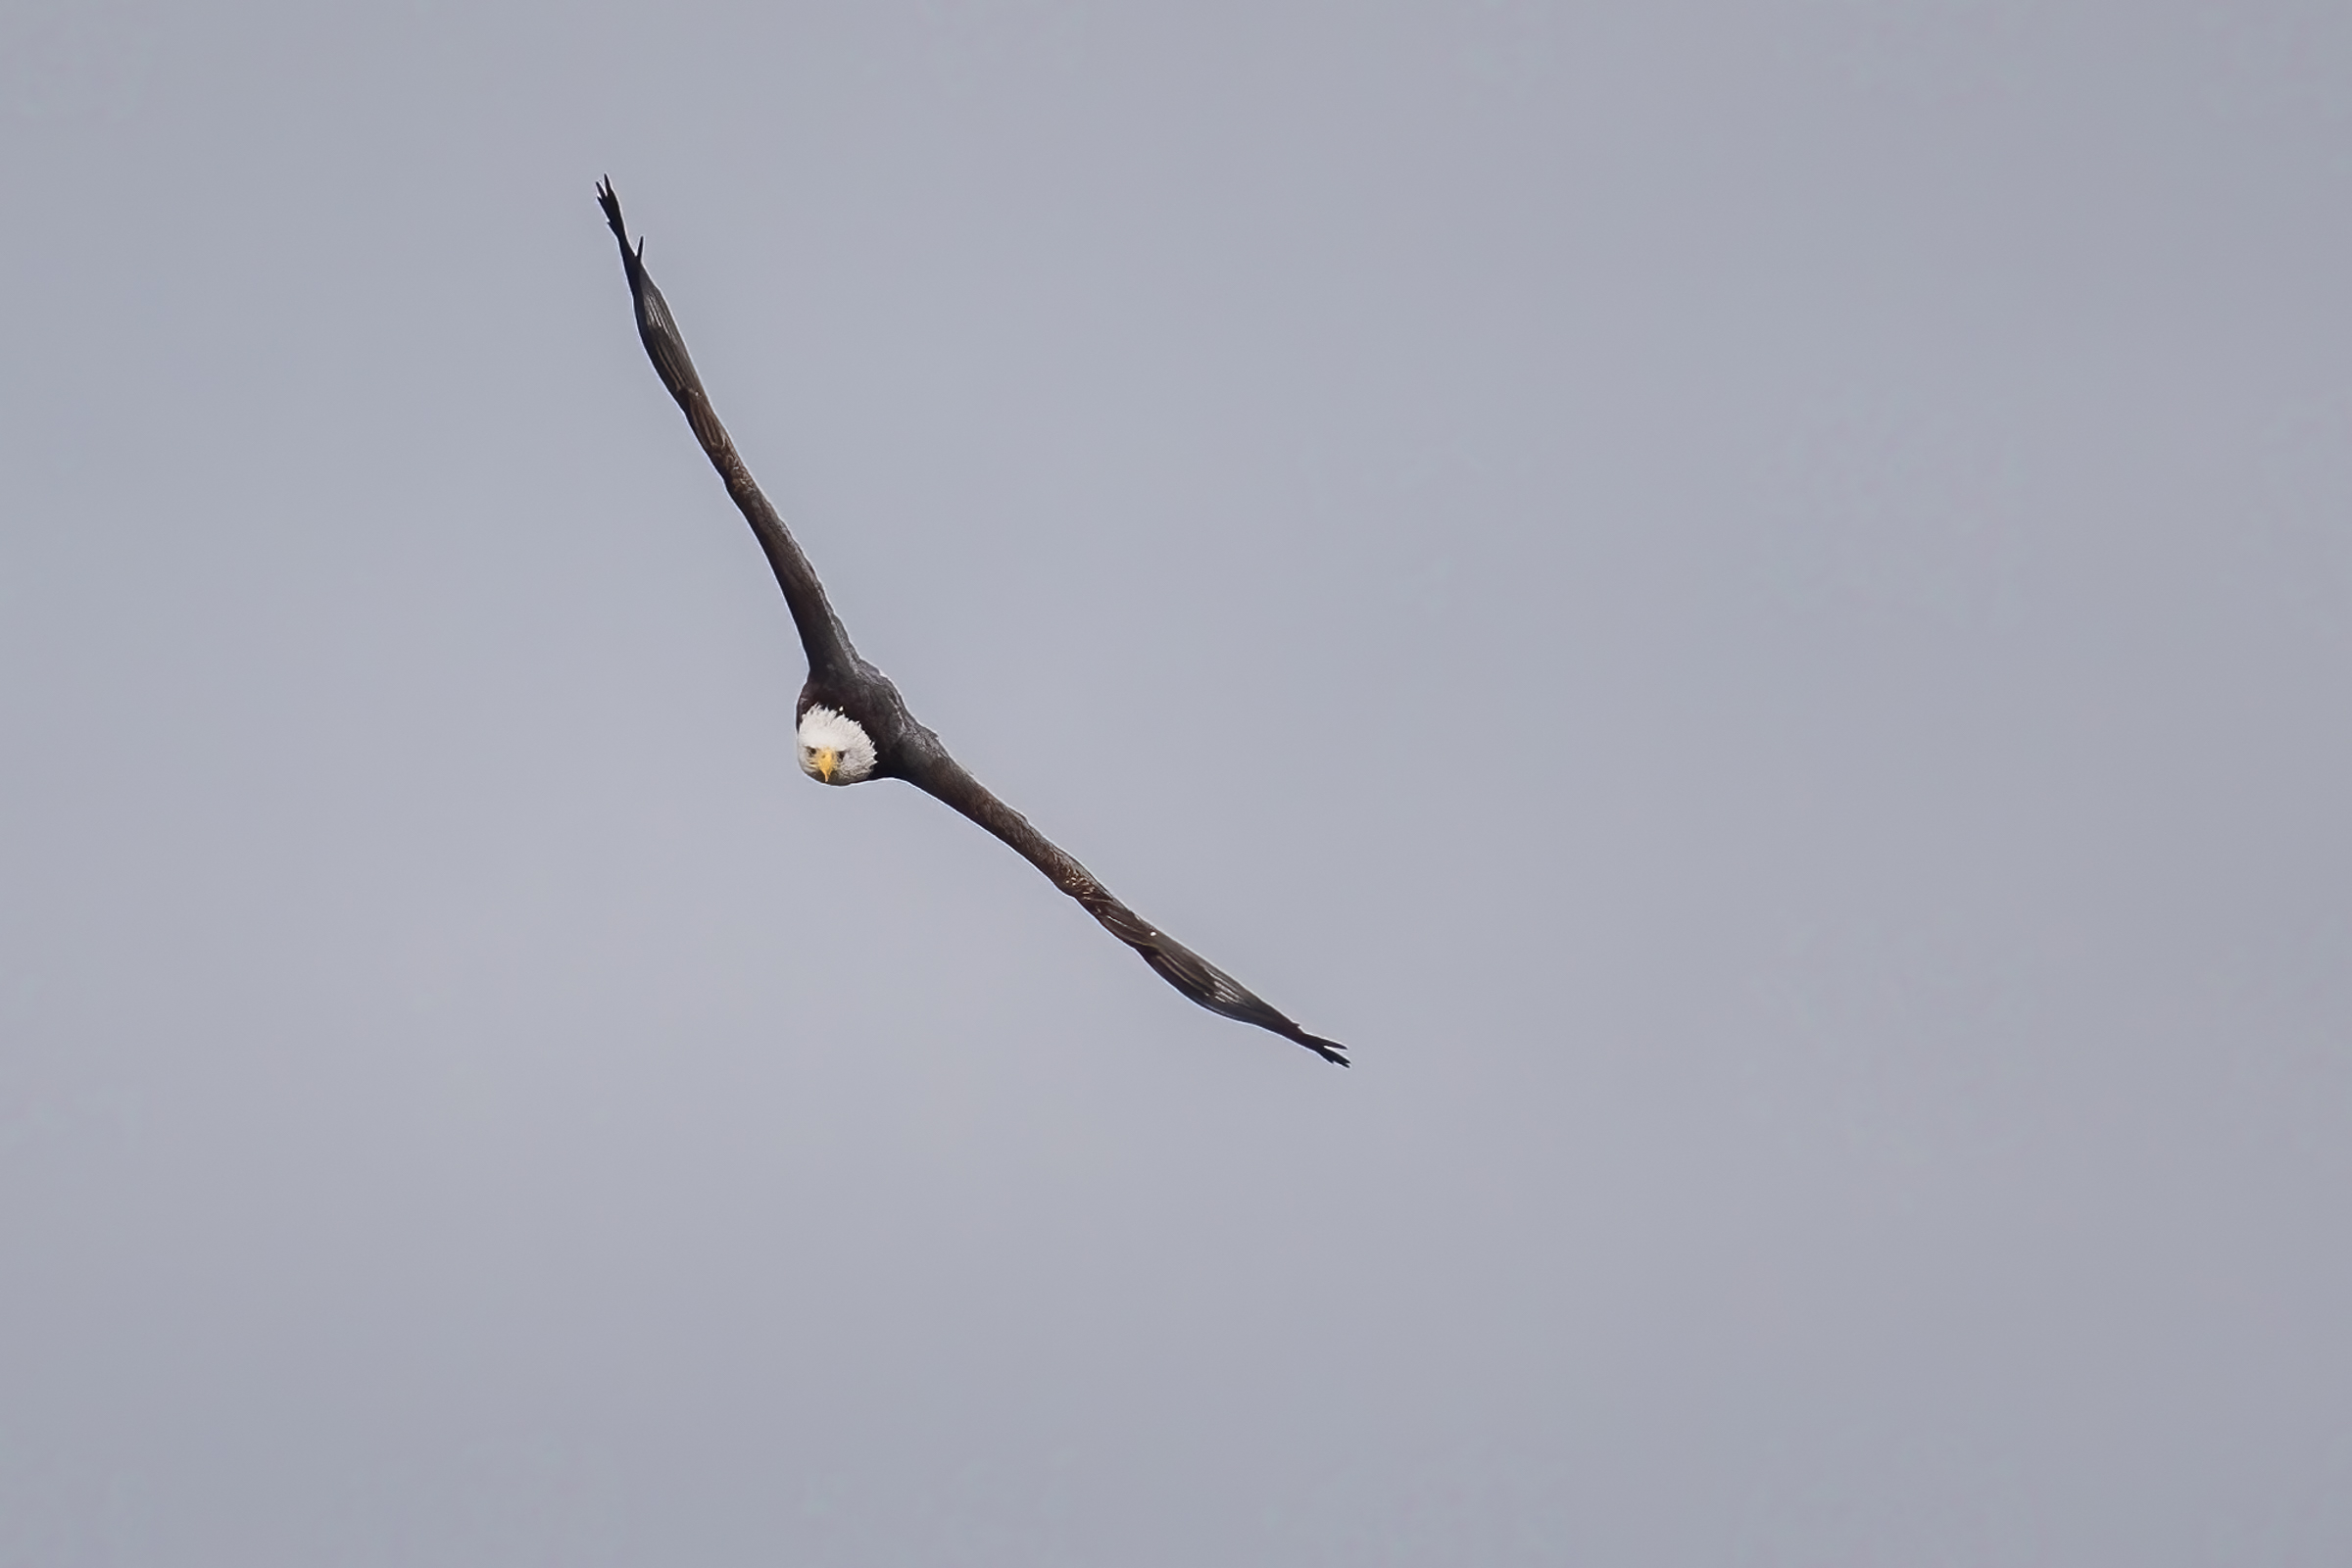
[797,705,878,785]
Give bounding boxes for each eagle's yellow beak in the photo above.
[813,747,838,783]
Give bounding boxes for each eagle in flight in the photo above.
[597,179,1347,1065]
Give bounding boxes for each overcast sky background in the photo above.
[4,2,2348,1562]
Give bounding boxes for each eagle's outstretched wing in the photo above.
[597,178,859,683]
[898,739,1349,1065]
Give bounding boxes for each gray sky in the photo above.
[4,2,2348,1562]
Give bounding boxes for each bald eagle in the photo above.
[597,180,1347,1066]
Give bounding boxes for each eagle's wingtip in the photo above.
[1298,1032,1350,1067]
